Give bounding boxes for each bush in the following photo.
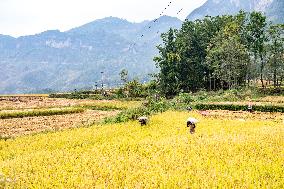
[175,93,195,104]
[104,97,171,123]
[49,93,90,99]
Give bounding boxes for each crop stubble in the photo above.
[0,110,118,137]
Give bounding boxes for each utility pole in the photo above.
[95,82,98,90]
[101,71,104,90]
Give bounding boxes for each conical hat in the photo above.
[187,117,198,124]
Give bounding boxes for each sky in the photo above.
[0,0,207,37]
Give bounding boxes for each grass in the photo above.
[0,108,84,119]
[0,111,283,188]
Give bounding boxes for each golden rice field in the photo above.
[0,111,283,188]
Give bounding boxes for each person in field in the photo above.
[248,102,253,113]
[138,116,148,126]
[187,117,198,134]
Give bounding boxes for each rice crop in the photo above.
[0,111,283,188]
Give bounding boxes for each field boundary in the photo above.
[0,108,85,119]
[195,103,284,113]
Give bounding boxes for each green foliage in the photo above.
[155,11,284,97]
[119,69,129,83]
[49,92,90,99]
[267,24,284,87]
[114,79,159,99]
[104,97,171,124]
[115,88,126,98]
[125,79,144,98]
[154,28,181,97]
[175,93,194,104]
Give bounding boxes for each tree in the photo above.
[154,28,180,97]
[267,24,284,87]
[119,69,128,84]
[206,18,250,88]
[125,79,144,98]
[246,12,268,88]
[153,11,283,96]
[206,35,249,88]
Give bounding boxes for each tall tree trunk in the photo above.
[273,68,277,88]
[246,58,251,86]
[260,54,265,88]
[214,78,216,91]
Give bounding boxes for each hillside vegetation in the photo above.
[155,11,284,97]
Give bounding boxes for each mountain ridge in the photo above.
[187,0,283,23]
[0,16,182,94]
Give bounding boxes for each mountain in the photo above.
[187,0,284,23]
[266,0,284,23]
[0,16,182,94]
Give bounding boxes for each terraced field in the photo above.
[0,96,140,138]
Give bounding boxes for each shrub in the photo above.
[175,93,195,104]
[104,97,171,123]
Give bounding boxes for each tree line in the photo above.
[154,11,284,97]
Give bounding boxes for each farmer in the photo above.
[248,102,253,113]
[187,117,198,134]
[138,116,148,126]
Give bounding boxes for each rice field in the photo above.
[0,110,283,188]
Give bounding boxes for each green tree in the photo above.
[154,28,180,97]
[267,24,284,87]
[119,69,128,84]
[246,12,268,88]
[125,79,144,98]
[206,14,250,89]
[206,34,249,88]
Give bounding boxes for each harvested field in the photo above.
[0,96,140,110]
[0,110,118,138]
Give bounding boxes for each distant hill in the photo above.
[0,16,182,94]
[187,0,284,23]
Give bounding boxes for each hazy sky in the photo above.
[0,0,206,37]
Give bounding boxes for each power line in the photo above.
[128,1,188,52]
